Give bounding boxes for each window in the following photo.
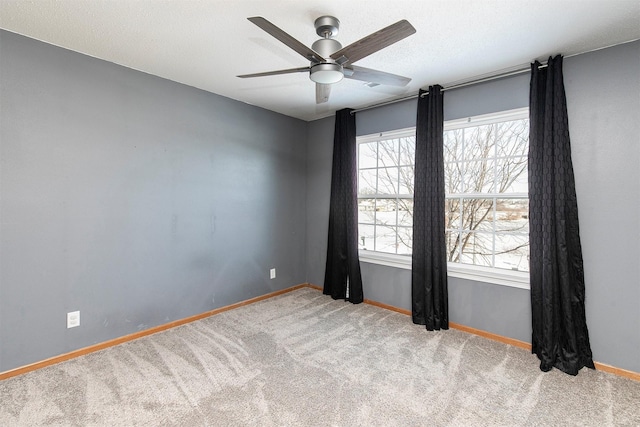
[444,109,529,272]
[357,108,530,286]
[357,129,416,255]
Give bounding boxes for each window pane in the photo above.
[397,226,413,255]
[375,225,397,254]
[465,124,495,160]
[398,166,414,195]
[375,199,397,228]
[496,119,528,158]
[444,161,462,194]
[358,198,376,224]
[358,169,377,196]
[445,231,461,262]
[496,158,527,193]
[461,198,493,232]
[398,199,413,227]
[476,201,495,232]
[494,233,529,272]
[463,160,495,193]
[445,198,461,230]
[444,129,463,164]
[495,199,529,233]
[358,224,375,251]
[459,232,493,267]
[379,139,399,167]
[399,137,415,166]
[359,142,377,169]
[378,167,399,195]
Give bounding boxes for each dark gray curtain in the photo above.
[323,108,363,303]
[411,86,448,330]
[529,55,594,375]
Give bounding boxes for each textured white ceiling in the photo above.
[1,1,639,121]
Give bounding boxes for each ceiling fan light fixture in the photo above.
[310,63,344,84]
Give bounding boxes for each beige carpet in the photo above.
[1,287,639,426]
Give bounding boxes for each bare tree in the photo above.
[358,119,529,270]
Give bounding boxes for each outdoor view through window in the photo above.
[357,108,530,273]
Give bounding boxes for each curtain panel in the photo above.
[529,55,594,375]
[411,86,449,330]
[323,108,364,303]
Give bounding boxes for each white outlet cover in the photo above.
[67,311,80,328]
[270,268,276,279]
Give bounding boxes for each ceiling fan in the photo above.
[237,16,416,104]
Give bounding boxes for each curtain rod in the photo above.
[349,64,534,115]
[420,63,550,97]
[349,57,560,115]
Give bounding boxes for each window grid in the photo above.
[358,132,415,256]
[357,109,529,273]
[444,116,529,271]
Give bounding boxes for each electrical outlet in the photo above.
[67,311,80,328]
[270,268,276,279]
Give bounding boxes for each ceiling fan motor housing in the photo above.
[310,36,343,84]
[311,38,342,58]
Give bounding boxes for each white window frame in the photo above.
[357,107,530,290]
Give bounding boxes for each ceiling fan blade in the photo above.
[237,67,310,78]
[330,20,416,65]
[316,83,331,104]
[248,17,325,63]
[343,65,411,87]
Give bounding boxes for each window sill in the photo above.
[358,250,530,290]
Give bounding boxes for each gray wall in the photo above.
[563,40,640,373]
[305,116,335,285]
[0,30,307,373]
[305,41,640,373]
